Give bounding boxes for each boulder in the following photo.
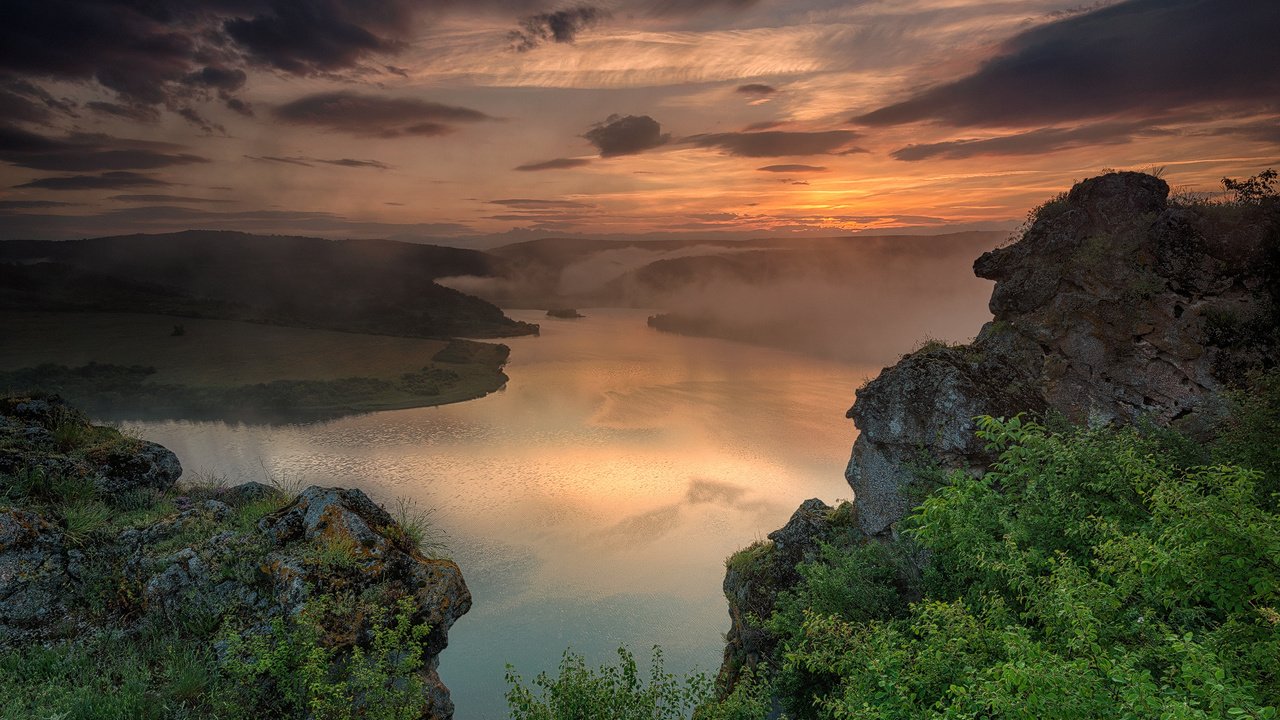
[848,171,1279,535]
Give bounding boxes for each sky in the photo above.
[1,0,1277,244]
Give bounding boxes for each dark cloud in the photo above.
[320,158,393,169]
[224,97,254,117]
[0,89,53,125]
[181,66,247,92]
[246,155,314,167]
[647,0,759,15]
[86,102,161,123]
[855,0,1280,128]
[890,122,1162,161]
[0,126,209,171]
[247,154,393,169]
[273,91,491,138]
[14,171,170,190]
[489,198,592,208]
[0,199,74,209]
[510,6,606,52]
[1206,120,1280,145]
[514,157,593,171]
[0,77,76,122]
[736,84,776,95]
[757,164,827,172]
[178,107,225,135]
[108,194,231,204]
[584,114,670,157]
[0,0,432,128]
[684,130,861,157]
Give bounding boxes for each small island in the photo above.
[545,308,585,319]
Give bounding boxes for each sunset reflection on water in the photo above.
[124,308,873,719]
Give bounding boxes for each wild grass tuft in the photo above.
[385,497,449,558]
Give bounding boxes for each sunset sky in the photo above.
[1,0,1277,244]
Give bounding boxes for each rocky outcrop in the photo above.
[718,171,1279,690]
[719,499,859,688]
[847,171,1279,537]
[0,395,471,719]
[0,396,181,498]
[257,486,472,719]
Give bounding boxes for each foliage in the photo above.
[1222,169,1278,205]
[696,666,774,720]
[220,595,431,720]
[0,360,507,423]
[506,646,713,720]
[384,496,450,558]
[751,411,1280,720]
[0,628,222,720]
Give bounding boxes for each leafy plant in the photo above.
[506,646,713,720]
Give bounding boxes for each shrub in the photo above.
[505,647,713,720]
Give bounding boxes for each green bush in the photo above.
[759,412,1280,720]
[220,595,431,720]
[505,647,713,720]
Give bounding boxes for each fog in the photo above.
[442,232,1004,364]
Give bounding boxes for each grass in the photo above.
[385,497,449,558]
[0,310,454,385]
[0,311,512,421]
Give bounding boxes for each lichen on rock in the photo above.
[848,170,1279,538]
[0,394,471,719]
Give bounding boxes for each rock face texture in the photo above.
[719,499,860,688]
[0,396,470,719]
[718,171,1279,688]
[847,172,1279,537]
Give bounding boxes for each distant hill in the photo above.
[0,230,538,339]
[461,232,1007,361]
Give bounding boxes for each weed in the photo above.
[60,500,111,547]
[384,497,448,558]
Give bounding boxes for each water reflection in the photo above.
[122,309,872,719]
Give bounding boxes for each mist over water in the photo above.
[443,233,1001,362]
[122,309,874,718]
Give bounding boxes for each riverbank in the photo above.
[0,311,511,422]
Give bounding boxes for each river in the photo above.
[120,308,874,719]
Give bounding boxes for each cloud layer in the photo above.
[856,0,1280,128]
[272,91,492,137]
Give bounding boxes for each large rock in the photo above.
[846,171,1279,536]
[719,499,859,688]
[258,486,472,720]
[0,507,75,644]
[0,395,181,499]
[0,398,471,719]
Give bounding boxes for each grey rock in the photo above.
[0,507,74,645]
[218,481,278,507]
[848,170,1278,535]
[92,441,183,496]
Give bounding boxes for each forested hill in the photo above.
[0,231,538,339]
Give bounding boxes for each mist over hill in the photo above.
[442,232,1006,362]
[0,231,536,339]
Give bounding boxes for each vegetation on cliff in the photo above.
[0,396,470,719]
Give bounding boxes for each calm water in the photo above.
[121,309,872,719]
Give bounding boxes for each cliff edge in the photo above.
[719,170,1279,690]
[850,171,1278,538]
[0,395,470,719]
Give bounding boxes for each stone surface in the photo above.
[0,398,471,719]
[258,486,472,720]
[719,499,860,688]
[846,171,1279,536]
[0,507,74,644]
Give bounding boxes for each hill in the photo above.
[0,230,538,339]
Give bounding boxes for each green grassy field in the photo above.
[0,311,511,421]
